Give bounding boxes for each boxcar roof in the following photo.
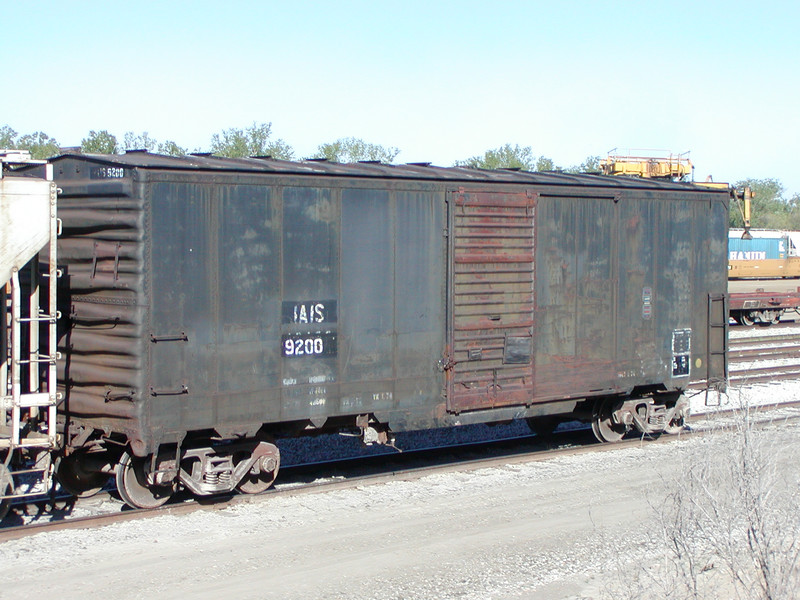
[48,151,721,192]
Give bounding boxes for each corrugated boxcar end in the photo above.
[55,161,148,452]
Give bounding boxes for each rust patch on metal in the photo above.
[447,190,536,413]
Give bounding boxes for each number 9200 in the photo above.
[281,332,336,358]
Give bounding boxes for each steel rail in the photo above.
[723,331,800,384]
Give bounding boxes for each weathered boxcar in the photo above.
[41,152,728,508]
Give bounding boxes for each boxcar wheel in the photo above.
[235,452,279,494]
[591,399,628,443]
[236,472,275,495]
[739,312,755,327]
[116,452,173,509]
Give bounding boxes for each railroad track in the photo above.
[726,329,800,385]
[0,430,586,542]
[5,330,800,541]
[4,398,800,543]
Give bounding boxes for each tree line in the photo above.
[0,122,402,164]
[3,122,798,229]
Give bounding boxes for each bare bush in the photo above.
[604,395,800,600]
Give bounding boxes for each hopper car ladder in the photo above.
[1,154,60,517]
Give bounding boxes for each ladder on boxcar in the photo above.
[1,152,60,519]
[705,293,728,404]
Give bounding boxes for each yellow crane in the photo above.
[599,150,693,180]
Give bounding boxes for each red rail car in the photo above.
[729,286,800,326]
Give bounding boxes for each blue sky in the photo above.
[4,1,799,194]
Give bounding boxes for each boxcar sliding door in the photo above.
[445,189,536,413]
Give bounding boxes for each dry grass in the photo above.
[604,392,800,600]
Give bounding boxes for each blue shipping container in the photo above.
[728,236,787,261]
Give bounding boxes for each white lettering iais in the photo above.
[293,302,326,323]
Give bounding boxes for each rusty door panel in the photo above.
[446,190,535,413]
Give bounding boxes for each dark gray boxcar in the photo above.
[42,152,727,506]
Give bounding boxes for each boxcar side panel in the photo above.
[340,188,394,384]
[573,196,616,367]
[285,184,447,427]
[696,197,729,384]
[217,184,280,401]
[149,181,210,435]
[534,193,620,400]
[616,198,659,382]
[391,190,447,426]
[148,180,284,441]
[655,198,695,385]
[279,185,340,423]
[215,183,281,429]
